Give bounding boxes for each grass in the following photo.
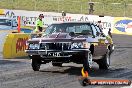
[0,0,132,17]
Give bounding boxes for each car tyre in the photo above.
[110,44,114,54]
[83,51,93,72]
[97,50,110,70]
[32,59,41,71]
[30,56,41,71]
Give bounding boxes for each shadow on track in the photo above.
[40,66,127,78]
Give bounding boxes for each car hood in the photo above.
[28,32,87,43]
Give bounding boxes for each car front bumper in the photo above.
[25,49,89,58]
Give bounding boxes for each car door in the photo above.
[95,24,107,55]
[91,24,107,56]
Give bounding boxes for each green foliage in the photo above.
[0,0,132,17]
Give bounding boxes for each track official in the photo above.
[34,14,44,33]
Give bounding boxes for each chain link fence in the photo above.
[0,0,132,17]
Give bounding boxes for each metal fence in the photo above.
[0,0,132,17]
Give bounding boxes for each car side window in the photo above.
[91,24,98,37]
[67,26,75,32]
[80,24,93,36]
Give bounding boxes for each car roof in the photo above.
[0,17,15,20]
[52,21,94,25]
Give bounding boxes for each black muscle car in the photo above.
[25,22,114,71]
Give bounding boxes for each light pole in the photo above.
[34,0,37,10]
[57,0,59,12]
[80,1,82,13]
[102,0,105,15]
[124,1,127,17]
[12,0,14,9]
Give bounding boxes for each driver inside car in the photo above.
[57,28,66,33]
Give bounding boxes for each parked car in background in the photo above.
[25,22,114,71]
[0,17,17,30]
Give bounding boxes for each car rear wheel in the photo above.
[97,50,110,70]
[110,44,114,54]
[108,44,114,55]
[52,62,62,67]
[83,52,93,72]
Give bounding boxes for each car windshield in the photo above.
[45,23,93,36]
[0,19,11,26]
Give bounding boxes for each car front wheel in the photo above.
[83,52,93,72]
[32,59,41,71]
[29,55,42,71]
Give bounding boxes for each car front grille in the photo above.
[40,43,71,50]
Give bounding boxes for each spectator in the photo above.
[108,28,112,38]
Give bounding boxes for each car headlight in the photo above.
[71,42,90,49]
[29,44,39,49]
[34,44,40,49]
[71,42,83,49]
